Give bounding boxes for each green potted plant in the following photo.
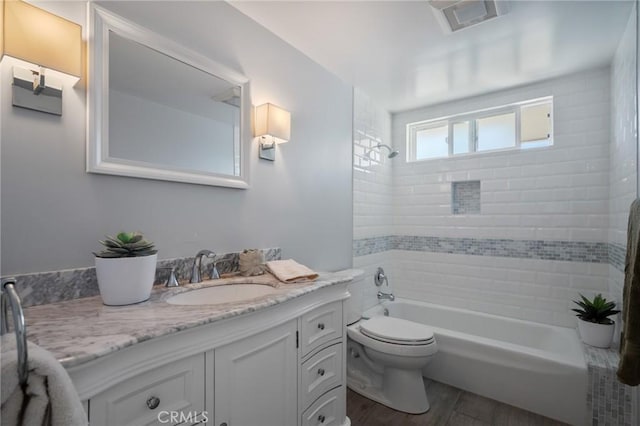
[572,293,620,348]
[94,232,158,306]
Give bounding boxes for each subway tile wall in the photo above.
[392,67,611,242]
[609,8,637,311]
[391,250,609,327]
[386,68,612,327]
[353,88,394,310]
[353,88,394,241]
[353,252,395,311]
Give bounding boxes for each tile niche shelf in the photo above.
[452,180,481,215]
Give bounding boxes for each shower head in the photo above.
[376,144,399,159]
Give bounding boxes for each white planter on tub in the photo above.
[577,318,615,348]
[95,254,158,306]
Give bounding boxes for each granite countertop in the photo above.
[21,269,359,369]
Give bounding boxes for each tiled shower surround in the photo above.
[355,67,615,327]
[353,23,639,420]
[609,2,638,316]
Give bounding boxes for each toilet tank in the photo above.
[345,271,365,325]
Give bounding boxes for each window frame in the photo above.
[406,97,553,162]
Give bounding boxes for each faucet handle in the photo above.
[209,259,232,279]
[210,263,220,280]
[158,267,179,287]
[374,267,388,287]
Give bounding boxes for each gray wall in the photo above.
[0,1,353,274]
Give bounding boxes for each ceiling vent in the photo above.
[429,0,509,33]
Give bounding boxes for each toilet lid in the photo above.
[359,317,435,345]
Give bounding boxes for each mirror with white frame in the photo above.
[87,5,250,188]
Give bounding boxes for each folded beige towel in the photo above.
[1,335,87,426]
[266,259,318,283]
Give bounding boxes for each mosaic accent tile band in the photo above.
[354,235,616,264]
[3,248,281,308]
[393,236,609,262]
[609,243,626,273]
[352,236,393,257]
[583,344,637,426]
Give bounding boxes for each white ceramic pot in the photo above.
[577,318,615,348]
[95,254,158,306]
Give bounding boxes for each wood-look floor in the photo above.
[347,379,568,426]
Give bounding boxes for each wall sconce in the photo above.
[254,103,291,161]
[1,0,82,115]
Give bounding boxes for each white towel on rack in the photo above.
[1,334,86,426]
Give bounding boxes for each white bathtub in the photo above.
[364,299,587,425]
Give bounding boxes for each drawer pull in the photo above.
[146,396,160,410]
[220,423,228,426]
[317,368,325,376]
[318,414,326,423]
[317,323,325,330]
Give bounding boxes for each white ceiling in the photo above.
[231,0,635,113]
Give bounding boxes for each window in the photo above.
[406,97,552,161]
[452,122,470,155]
[415,122,448,160]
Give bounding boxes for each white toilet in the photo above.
[346,276,437,414]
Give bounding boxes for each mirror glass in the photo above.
[109,32,240,176]
[88,5,249,188]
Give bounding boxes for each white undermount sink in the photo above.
[166,284,278,305]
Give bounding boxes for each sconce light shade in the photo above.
[1,0,82,77]
[254,103,291,161]
[254,103,291,143]
[1,0,82,115]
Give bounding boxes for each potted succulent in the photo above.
[572,293,620,348]
[94,232,158,306]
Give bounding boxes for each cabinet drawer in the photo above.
[89,354,205,426]
[301,387,343,426]
[300,301,343,356]
[300,343,343,409]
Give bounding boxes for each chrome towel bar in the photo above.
[1,278,29,387]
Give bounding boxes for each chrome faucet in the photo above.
[374,266,394,301]
[377,290,395,302]
[190,250,215,283]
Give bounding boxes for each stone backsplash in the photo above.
[3,248,281,307]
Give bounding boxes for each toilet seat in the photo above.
[359,317,435,346]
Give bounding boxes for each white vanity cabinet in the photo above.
[70,282,351,426]
[89,354,206,426]
[298,301,346,426]
[213,320,298,426]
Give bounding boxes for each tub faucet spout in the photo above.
[377,291,395,302]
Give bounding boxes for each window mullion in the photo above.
[448,122,453,157]
[470,120,477,153]
[515,107,522,148]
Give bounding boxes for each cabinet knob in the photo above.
[146,396,160,410]
[317,368,325,376]
[318,414,326,423]
[220,423,228,426]
[317,323,325,330]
